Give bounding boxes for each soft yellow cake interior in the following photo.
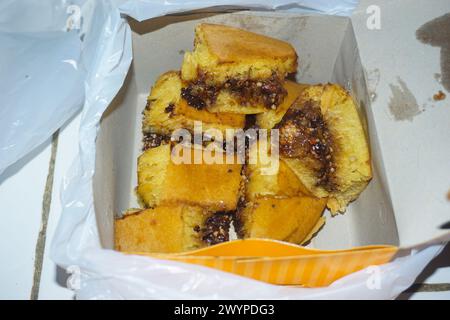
[281,84,372,214]
[115,206,211,253]
[137,143,242,211]
[237,142,326,245]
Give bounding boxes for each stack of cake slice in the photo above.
[115,23,372,254]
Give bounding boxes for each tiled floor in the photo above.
[0,113,449,300]
[36,114,81,300]
[0,138,52,299]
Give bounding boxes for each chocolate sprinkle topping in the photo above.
[164,103,175,113]
[201,212,232,245]
[142,132,170,150]
[181,73,286,110]
[277,99,336,191]
[225,74,286,109]
[181,74,219,109]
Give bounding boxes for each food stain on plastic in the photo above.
[416,13,450,93]
[388,77,421,121]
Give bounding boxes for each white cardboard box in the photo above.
[95,3,450,252]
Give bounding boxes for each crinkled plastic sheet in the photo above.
[1,0,444,299]
[118,0,358,21]
[0,0,132,175]
[0,30,84,175]
[73,244,445,299]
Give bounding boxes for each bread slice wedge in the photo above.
[143,71,245,137]
[238,196,326,244]
[136,143,242,212]
[180,23,298,113]
[278,84,372,214]
[236,141,327,245]
[115,206,231,253]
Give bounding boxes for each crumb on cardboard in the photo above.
[433,90,446,101]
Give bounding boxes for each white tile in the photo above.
[0,139,52,299]
[37,114,81,300]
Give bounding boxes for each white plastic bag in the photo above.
[0,29,84,175]
[8,0,435,299]
[71,243,445,299]
[0,0,131,175]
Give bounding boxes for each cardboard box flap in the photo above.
[96,12,401,253]
[96,8,449,278]
[94,7,450,288]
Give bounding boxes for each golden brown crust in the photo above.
[115,206,210,253]
[238,196,327,244]
[198,23,298,65]
[137,144,243,212]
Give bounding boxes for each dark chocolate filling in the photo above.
[181,75,219,109]
[181,73,287,110]
[142,132,170,151]
[277,99,336,191]
[233,195,247,239]
[164,103,175,114]
[199,212,232,245]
